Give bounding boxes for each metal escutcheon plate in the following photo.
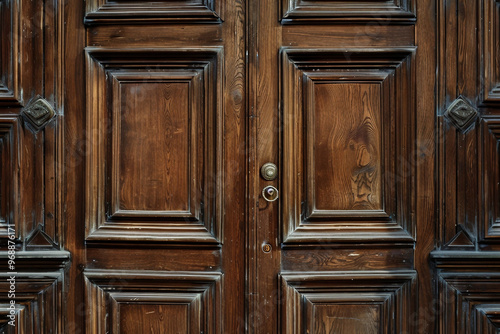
[262,185,279,202]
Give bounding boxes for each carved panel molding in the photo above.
[0,117,19,240]
[482,0,500,104]
[0,0,21,105]
[85,47,223,243]
[0,272,64,333]
[280,0,416,24]
[281,48,416,244]
[482,118,500,241]
[85,0,221,24]
[280,271,416,333]
[84,270,222,333]
[439,271,500,333]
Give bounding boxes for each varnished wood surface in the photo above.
[67,0,245,332]
[312,83,382,212]
[117,81,190,213]
[119,304,188,334]
[1,0,500,332]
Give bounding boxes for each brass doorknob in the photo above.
[260,162,278,181]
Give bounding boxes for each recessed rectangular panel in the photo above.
[85,48,223,243]
[306,303,381,334]
[0,118,19,238]
[0,0,21,105]
[280,271,416,334]
[114,81,192,216]
[120,303,189,333]
[85,0,221,24]
[0,273,63,333]
[281,0,415,24]
[482,0,500,103]
[311,83,382,213]
[281,48,415,244]
[439,272,500,334]
[482,119,500,240]
[84,270,222,334]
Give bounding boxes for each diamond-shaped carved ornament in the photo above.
[22,96,55,131]
[444,97,478,131]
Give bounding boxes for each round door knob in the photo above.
[261,162,278,181]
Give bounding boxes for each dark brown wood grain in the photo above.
[281,48,416,244]
[281,272,416,333]
[280,0,416,24]
[66,0,245,332]
[84,48,223,243]
[84,0,222,24]
[119,304,189,334]
[482,0,500,104]
[0,0,68,331]
[312,83,382,212]
[85,270,222,333]
[3,0,500,332]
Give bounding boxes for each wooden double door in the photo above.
[2,0,500,332]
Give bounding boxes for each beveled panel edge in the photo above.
[280,270,417,334]
[84,0,222,25]
[0,271,64,333]
[107,70,202,222]
[84,270,223,334]
[0,117,20,239]
[280,0,416,25]
[481,0,500,104]
[438,271,500,334]
[0,0,22,106]
[481,118,500,241]
[84,47,224,244]
[280,47,417,244]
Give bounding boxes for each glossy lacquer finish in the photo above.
[1,0,500,333]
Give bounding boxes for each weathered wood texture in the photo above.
[432,0,500,332]
[2,0,500,332]
[65,0,246,332]
[0,0,68,332]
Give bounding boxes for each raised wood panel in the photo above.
[110,73,197,219]
[281,48,416,244]
[482,118,500,241]
[311,83,383,213]
[0,117,19,240]
[439,272,500,334]
[119,303,190,334]
[476,305,500,334]
[84,270,222,334]
[482,0,500,104]
[280,271,416,333]
[85,0,221,24]
[0,272,63,333]
[85,48,223,243]
[0,0,21,106]
[0,305,24,333]
[280,0,415,24]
